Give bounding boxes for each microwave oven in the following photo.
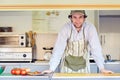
[0,33,26,47]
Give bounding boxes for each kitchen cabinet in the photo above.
[90,63,98,73]
[90,62,120,73]
[98,10,120,33]
[99,10,120,16]
[104,62,120,73]
[32,10,96,33]
[100,33,120,60]
[98,10,120,62]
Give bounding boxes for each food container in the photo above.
[0,66,5,74]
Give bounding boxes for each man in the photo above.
[43,10,113,73]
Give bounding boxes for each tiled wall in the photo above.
[35,33,120,60]
[35,33,58,60]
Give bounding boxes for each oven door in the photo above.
[0,34,26,47]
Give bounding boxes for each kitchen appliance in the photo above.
[106,54,111,61]
[89,56,95,63]
[0,33,26,47]
[0,27,12,32]
[0,47,32,62]
[0,66,5,74]
[43,47,53,61]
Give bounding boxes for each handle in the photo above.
[104,35,106,44]
[43,47,53,50]
[100,35,103,45]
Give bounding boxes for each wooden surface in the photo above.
[1,73,120,77]
[54,73,120,77]
[1,73,120,76]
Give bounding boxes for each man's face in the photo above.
[71,13,85,28]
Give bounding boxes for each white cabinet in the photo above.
[32,10,96,33]
[100,33,120,60]
[98,10,120,61]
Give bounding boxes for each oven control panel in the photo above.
[0,47,32,61]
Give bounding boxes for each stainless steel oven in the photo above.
[0,33,32,62]
[0,33,26,47]
[0,47,32,61]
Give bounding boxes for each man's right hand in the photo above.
[42,70,53,74]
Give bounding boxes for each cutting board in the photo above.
[54,73,120,77]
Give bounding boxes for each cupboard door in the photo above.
[104,63,120,73]
[90,64,98,73]
[99,16,120,33]
[100,33,120,60]
[99,10,120,33]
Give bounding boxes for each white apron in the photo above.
[60,28,90,73]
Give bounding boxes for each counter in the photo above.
[0,73,120,80]
[1,61,120,74]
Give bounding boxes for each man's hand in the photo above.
[42,70,53,74]
[100,68,114,74]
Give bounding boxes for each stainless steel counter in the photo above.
[1,61,120,74]
[0,73,120,80]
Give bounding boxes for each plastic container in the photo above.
[0,66,5,74]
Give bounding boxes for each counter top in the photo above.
[0,73,120,80]
[105,61,120,64]
[54,73,120,78]
[1,73,120,78]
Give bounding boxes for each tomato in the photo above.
[15,69,21,75]
[11,68,21,75]
[11,68,30,75]
[11,69,16,75]
[20,69,27,75]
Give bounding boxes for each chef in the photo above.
[43,10,113,74]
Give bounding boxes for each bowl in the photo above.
[0,66,5,74]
